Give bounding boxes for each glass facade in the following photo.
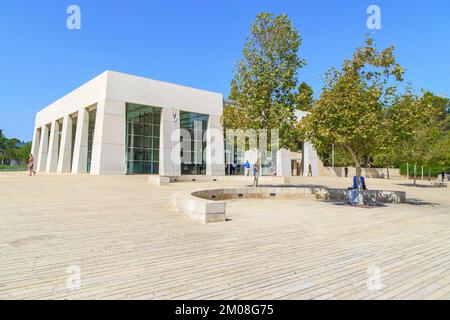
[86,108,97,173]
[260,150,276,176]
[70,114,78,171]
[224,138,245,175]
[125,103,161,174]
[179,111,208,175]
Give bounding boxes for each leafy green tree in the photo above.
[421,91,450,126]
[389,91,448,184]
[301,37,404,197]
[0,129,6,149]
[0,129,8,164]
[222,12,306,150]
[17,142,32,164]
[0,130,31,166]
[296,82,314,112]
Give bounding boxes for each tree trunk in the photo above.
[407,163,409,179]
[253,157,261,187]
[428,168,431,182]
[413,163,417,185]
[386,166,390,180]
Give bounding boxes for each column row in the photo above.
[33,105,96,174]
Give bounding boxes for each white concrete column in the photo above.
[303,141,320,176]
[90,100,126,175]
[57,115,73,173]
[71,108,89,174]
[159,108,181,176]
[46,121,60,172]
[31,127,41,166]
[245,149,259,164]
[36,125,49,173]
[205,114,225,176]
[276,148,292,177]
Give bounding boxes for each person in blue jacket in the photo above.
[244,160,251,176]
[352,174,367,190]
[348,168,367,205]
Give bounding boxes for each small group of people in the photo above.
[244,160,258,177]
[439,170,449,182]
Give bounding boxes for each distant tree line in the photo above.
[0,129,31,168]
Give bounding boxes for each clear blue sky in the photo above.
[1,0,449,141]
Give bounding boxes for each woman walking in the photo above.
[28,154,36,176]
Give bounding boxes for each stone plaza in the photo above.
[1,172,449,299]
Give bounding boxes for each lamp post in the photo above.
[171,108,178,177]
[332,144,335,172]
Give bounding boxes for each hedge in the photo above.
[399,164,449,177]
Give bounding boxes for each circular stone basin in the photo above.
[173,186,406,224]
[191,187,406,204]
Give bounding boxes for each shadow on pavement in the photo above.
[405,198,439,206]
[397,183,447,189]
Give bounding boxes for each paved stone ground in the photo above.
[0,172,449,300]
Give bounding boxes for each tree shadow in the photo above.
[397,183,447,189]
[405,198,439,206]
[325,200,387,209]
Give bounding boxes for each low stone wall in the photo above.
[169,175,286,183]
[173,187,406,223]
[431,182,448,188]
[318,189,406,204]
[192,187,405,204]
[192,187,318,201]
[148,176,170,185]
[322,167,401,179]
[172,191,226,224]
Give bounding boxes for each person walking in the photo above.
[253,160,260,187]
[244,160,251,177]
[270,161,276,176]
[231,162,236,175]
[307,164,313,177]
[28,154,36,176]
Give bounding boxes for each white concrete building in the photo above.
[31,71,225,176]
[31,71,319,177]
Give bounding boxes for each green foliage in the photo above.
[320,146,354,167]
[296,82,314,111]
[301,36,404,170]
[223,13,306,150]
[0,164,28,172]
[0,130,31,165]
[399,163,449,177]
[421,91,450,127]
[387,90,449,180]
